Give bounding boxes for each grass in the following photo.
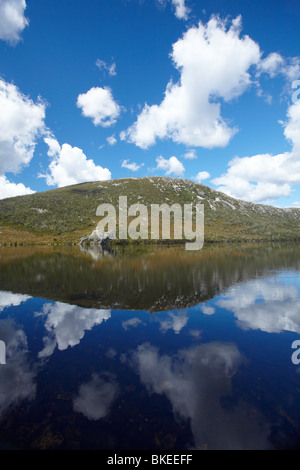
[0,177,299,246]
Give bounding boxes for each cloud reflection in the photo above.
[0,319,36,416]
[217,277,300,333]
[73,373,119,421]
[122,317,145,331]
[156,310,188,334]
[36,302,111,357]
[131,341,271,449]
[0,291,31,312]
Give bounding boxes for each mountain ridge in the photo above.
[0,176,299,245]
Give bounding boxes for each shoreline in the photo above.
[1,233,300,248]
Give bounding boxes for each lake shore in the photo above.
[1,224,300,248]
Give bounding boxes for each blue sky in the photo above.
[0,0,300,207]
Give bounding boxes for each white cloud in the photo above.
[284,98,300,151]
[212,154,294,203]
[171,0,189,20]
[77,86,121,127]
[212,100,300,204]
[156,156,185,176]
[194,171,210,184]
[0,0,28,44]
[107,135,117,146]
[121,159,144,172]
[0,78,46,199]
[0,78,46,175]
[43,138,111,187]
[157,0,189,20]
[256,52,285,78]
[183,149,198,160]
[257,52,300,82]
[122,16,261,149]
[44,136,61,157]
[255,53,300,103]
[96,58,117,77]
[284,58,300,82]
[0,175,35,199]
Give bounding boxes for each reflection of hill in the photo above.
[0,244,300,312]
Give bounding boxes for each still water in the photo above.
[0,243,300,450]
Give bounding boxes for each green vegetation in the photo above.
[0,177,299,246]
[1,243,300,312]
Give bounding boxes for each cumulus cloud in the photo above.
[170,0,189,20]
[183,149,198,160]
[212,154,293,203]
[256,52,285,78]
[212,100,300,204]
[156,156,185,176]
[42,137,111,187]
[107,135,117,146]
[77,86,121,127]
[0,78,46,199]
[0,0,28,44]
[254,53,300,103]
[256,52,300,82]
[158,0,189,20]
[194,171,210,184]
[0,175,35,199]
[121,159,144,172]
[0,78,46,175]
[122,16,261,149]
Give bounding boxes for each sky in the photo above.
[0,0,300,207]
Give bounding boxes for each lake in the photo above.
[0,243,300,450]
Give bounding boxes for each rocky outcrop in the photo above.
[79,226,116,247]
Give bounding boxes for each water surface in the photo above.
[0,243,300,450]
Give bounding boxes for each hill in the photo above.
[0,177,299,246]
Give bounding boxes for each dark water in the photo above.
[0,243,300,450]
